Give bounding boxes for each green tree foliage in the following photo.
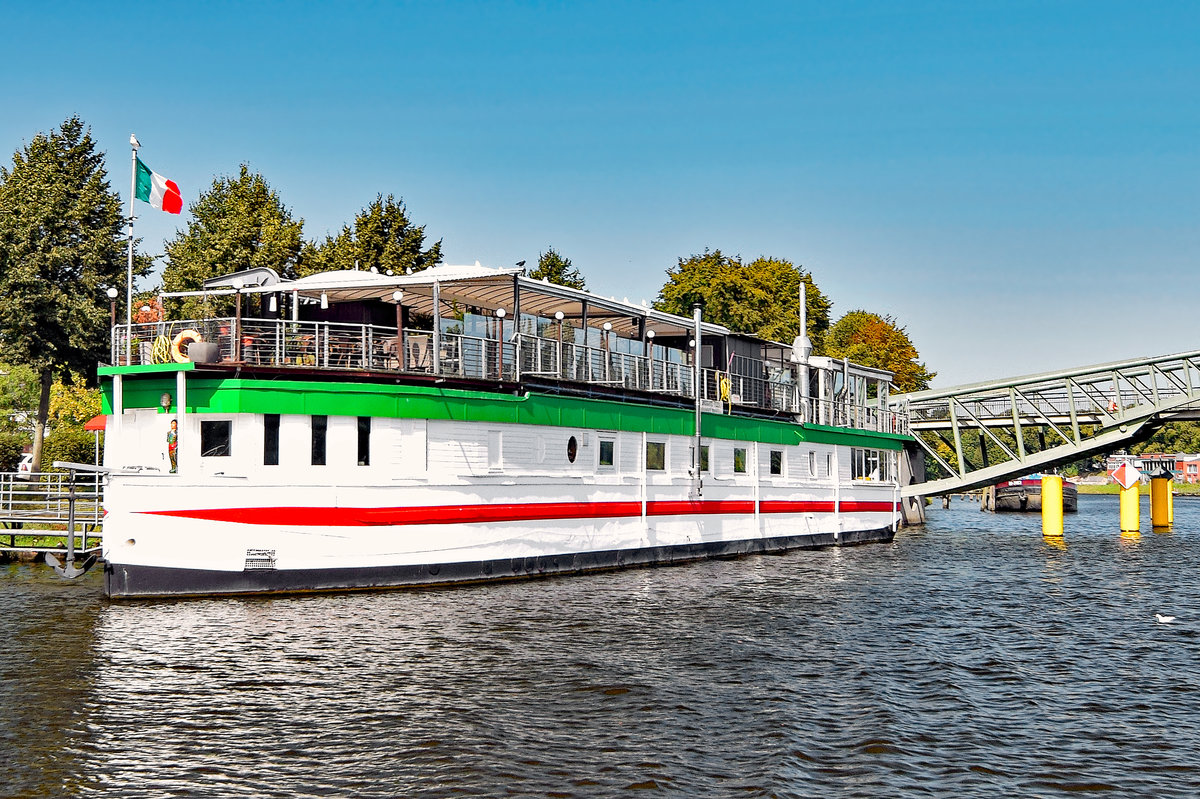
[0,117,127,472]
[298,194,441,278]
[826,310,935,393]
[529,247,586,289]
[1132,422,1200,455]
[655,250,831,348]
[162,165,303,316]
[0,361,37,470]
[44,379,103,469]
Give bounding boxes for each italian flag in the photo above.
[134,157,182,214]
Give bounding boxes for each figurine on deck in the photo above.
[167,418,178,473]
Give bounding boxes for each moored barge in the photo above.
[99,264,912,598]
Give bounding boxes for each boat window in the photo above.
[646,441,666,471]
[826,453,833,477]
[263,414,279,465]
[770,450,783,476]
[851,448,881,480]
[598,439,614,468]
[733,447,747,474]
[700,444,709,473]
[357,417,371,466]
[567,435,579,464]
[201,420,231,457]
[311,415,327,466]
[808,451,816,477]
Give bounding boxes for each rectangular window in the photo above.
[700,445,709,473]
[826,453,833,477]
[311,415,327,466]
[646,441,666,471]
[357,416,371,466]
[733,447,747,474]
[851,448,881,480]
[808,451,816,477]
[263,414,279,465]
[599,439,615,468]
[200,420,231,457]
[770,450,783,476]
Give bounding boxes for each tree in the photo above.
[298,194,441,278]
[161,165,303,316]
[0,117,126,473]
[655,250,831,349]
[529,247,586,289]
[1132,422,1200,456]
[826,310,935,393]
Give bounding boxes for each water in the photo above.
[2,494,1199,798]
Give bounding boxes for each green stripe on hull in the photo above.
[103,374,909,450]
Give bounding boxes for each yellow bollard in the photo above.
[1120,484,1140,533]
[1151,476,1170,529]
[1041,474,1064,538]
[1168,480,1174,525]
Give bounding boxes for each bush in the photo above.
[0,432,26,471]
[43,428,99,470]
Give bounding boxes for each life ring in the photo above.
[719,375,732,402]
[171,329,202,363]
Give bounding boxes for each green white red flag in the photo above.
[134,157,182,214]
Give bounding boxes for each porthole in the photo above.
[567,435,578,463]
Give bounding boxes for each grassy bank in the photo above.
[1076,481,1200,496]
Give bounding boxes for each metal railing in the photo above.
[113,319,909,435]
[0,472,104,549]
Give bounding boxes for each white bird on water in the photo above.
[1155,613,1176,624]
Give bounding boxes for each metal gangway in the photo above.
[890,349,1200,497]
[0,470,104,552]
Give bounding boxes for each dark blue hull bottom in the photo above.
[104,526,896,599]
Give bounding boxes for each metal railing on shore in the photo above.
[113,318,909,435]
[0,472,103,551]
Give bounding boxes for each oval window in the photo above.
[567,436,578,463]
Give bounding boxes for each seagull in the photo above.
[1155,613,1176,624]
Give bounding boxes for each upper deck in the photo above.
[113,264,908,436]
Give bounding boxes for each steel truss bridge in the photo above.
[889,349,1200,497]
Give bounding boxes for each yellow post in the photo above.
[1041,474,1064,538]
[1151,476,1170,529]
[1120,484,1140,533]
[1168,478,1174,525]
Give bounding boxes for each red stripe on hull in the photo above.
[139,497,898,527]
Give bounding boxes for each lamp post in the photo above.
[603,322,613,382]
[494,308,506,379]
[107,287,119,361]
[645,329,655,390]
[554,310,565,378]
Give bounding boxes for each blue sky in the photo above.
[3,1,1196,386]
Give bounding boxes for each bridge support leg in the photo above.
[1120,485,1140,533]
[1151,476,1171,529]
[1042,475,1064,538]
[899,442,926,526]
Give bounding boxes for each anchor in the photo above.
[44,464,98,579]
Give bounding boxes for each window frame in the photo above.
[645,440,666,471]
[200,419,232,458]
[311,415,328,466]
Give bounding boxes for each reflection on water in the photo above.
[2,494,1200,797]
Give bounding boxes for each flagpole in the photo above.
[127,134,140,364]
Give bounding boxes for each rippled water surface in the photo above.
[3,494,1200,797]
